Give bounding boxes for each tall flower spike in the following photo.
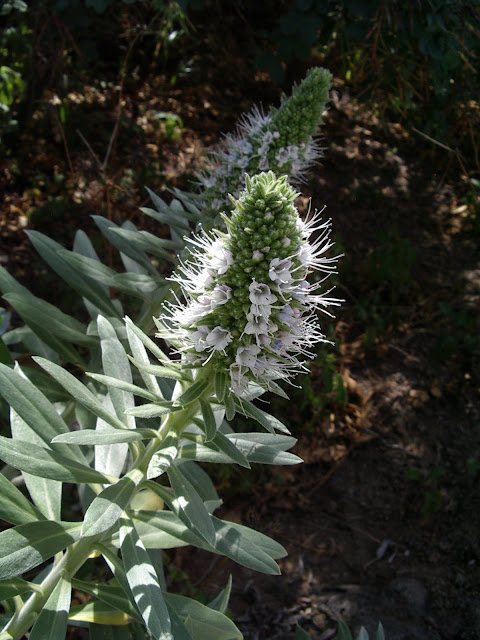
[197,67,333,227]
[158,171,341,397]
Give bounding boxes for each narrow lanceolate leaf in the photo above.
[69,601,130,626]
[10,408,62,521]
[199,399,216,442]
[0,437,113,484]
[0,469,46,525]
[111,228,177,263]
[97,315,135,480]
[3,293,84,365]
[167,464,216,546]
[34,357,129,431]
[0,521,81,581]
[146,435,178,480]
[3,293,96,348]
[129,359,189,382]
[29,577,71,640]
[92,216,158,277]
[214,372,226,402]
[164,593,242,640]
[125,316,171,364]
[0,578,37,601]
[119,515,172,640]
[52,429,155,446]
[234,399,290,434]
[82,474,142,538]
[0,364,71,447]
[26,231,120,318]
[173,378,210,406]
[208,575,232,614]
[71,579,142,623]
[87,372,161,402]
[97,316,135,428]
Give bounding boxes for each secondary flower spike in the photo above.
[159,171,341,396]
[198,67,332,225]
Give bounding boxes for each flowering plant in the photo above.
[0,68,338,640]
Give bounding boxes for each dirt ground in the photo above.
[1,42,479,640]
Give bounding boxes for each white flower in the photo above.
[205,326,232,351]
[235,344,261,369]
[211,284,232,306]
[190,325,210,352]
[209,241,233,274]
[248,281,277,305]
[244,313,269,337]
[269,258,293,285]
[229,363,249,395]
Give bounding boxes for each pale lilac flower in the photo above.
[205,327,232,352]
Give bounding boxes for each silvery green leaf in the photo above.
[10,408,62,521]
[204,431,250,468]
[0,363,71,446]
[129,358,189,382]
[71,579,142,623]
[212,517,282,575]
[357,629,369,640]
[68,600,131,626]
[214,372,226,402]
[0,521,81,580]
[98,315,135,427]
[112,272,161,297]
[29,576,71,640]
[224,392,235,421]
[111,228,178,263]
[221,519,286,560]
[94,394,128,478]
[57,249,119,290]
[235,399,290,434]
[0,264,30,297]
[125,320,163,397]
[207,575,232,614]
[176,461,219,503]
[132,510,282,574]
[0,468,46,525]
[3,294,84,365]
[0,577,36,600]
[173,378,210,406]
[3,292,96,348]
[375,622,385,640]
[140,206,190,232]
[82,474,142,538]
[26,231,121,318]
[0,436,113,484]
[296,625,312,639]
[119,515,172,640]
[199,399,216,442]
[52,429,155,445]
[266,380,289,399]
[87,373,160,402]
[34,357,130,431]
[167,464,216,546]
[129,511,195,550]
[164,593,242,640]
[146,435,178,480]
[3,325,60,363]
[92,217,158,277]
[125,403,176,418]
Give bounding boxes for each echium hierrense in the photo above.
[159,171,341,396]
[197,67,332,225]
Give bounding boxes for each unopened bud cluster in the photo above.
[198,67,333,224]
[159,171,340,396]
